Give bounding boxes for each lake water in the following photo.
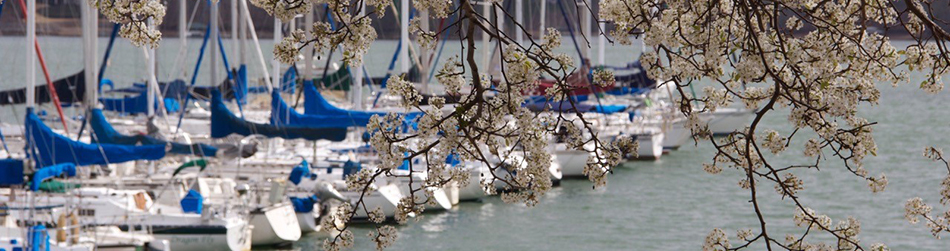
[1,35,948,250]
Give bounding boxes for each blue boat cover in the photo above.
[343,160,362,178]
[289,195,320,213]
[593,104,628,114]
[210,90,347,141]
[234,65,248,104]
[30,225,49,251]
[31,163,76,191]
[524,99,627,114]
[525,100,595,113]
[271,90,355,128]
[0,159,24,186]
[302,81,421,127]
[26,109,166,167]
[445,154,460,167]
[89,109,218,156]
[180,189,203,214]
[288,159,314,185]
[100,89,180,115]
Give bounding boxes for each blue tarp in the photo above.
[30,225,49,251]
[30,163,76,191]
[289,195,319,213]
[180,189,203,214]
[593,104,628,114]
[524,100,628,114]
[302,81,421,127]
[0,159,24,186]
[100,88,180,115]
[610,61,657,90]
[25,109,166,167]
[525,100,595,113]
[343,160,362,178]
[89,109,218,156]
[234,65,248,104]
[445,154,460,167]
[288,159,314,185]
[271,90,362,128]
[209,90,348,141]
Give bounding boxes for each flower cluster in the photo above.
[595,0,950,248]
[904,146,950,237]
[702,228,729,251]
[90,0,166,48]
[592,69,616,88]
[413,0,452,18]
[249,0,312,22]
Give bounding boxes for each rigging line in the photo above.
[555,0,586,67]
[218,34,246,118]
[15,0,71,134]
[98,24,121,84]
[486,0,514,73]
[388,3,422,68]
[0,123,9,157]
[165,0,204,81]
[174,25,212,136]
[320,4,340,90]
[427,9,455,83]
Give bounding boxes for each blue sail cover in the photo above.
[288,159,315,185]
[100,88,180,114]
[30,225,50,251]
[289,195,320,213]
[210,90,347,141]
[234,65,249,104]
[25,109,166,167]
[180,189,203,214]
[89,109,218,156]
[301,81,420,127]
[523,97,628,114]
[272,90,371,128]
[0,158,24,185]
[30,163,76,191]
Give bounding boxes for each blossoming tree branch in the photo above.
[92,0,950,250]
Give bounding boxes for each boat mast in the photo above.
[516,0,523,45]
[598,8,605,65]
[481,1,490,70]
[539,0,546,36]
[400,0,409,74]
[239,0,248,67]
[231,0,239,68]
[147,18,157,117]
[303,8,314,80]
[272,18,282,93]
[352,1,364,110]
[580,0,590,63]
[25,0,35,109]
[420,9,430,93]
[83,1,98,107]
[211,1,219,91]
[180,0,187,78]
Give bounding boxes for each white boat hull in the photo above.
[662,121,691,150]
[457,166,489,201]
[296,211,320,233]
[631,132,664,160]
[554,149,589,178]
[151,220,251,251]
[250,203,302,246]
[704,108,753,136]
